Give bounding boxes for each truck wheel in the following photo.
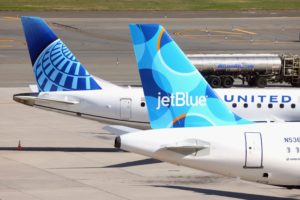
[247,78,256,87]
[222,76,234,88]
[291,82,300,87]
[255,77,267,88]
[209,76,221,88]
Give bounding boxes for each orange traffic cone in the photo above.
[17,140,22,151]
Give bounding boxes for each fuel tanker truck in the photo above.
[188,54,300,88]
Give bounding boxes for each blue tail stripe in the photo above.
[38,73,46,86]
[43,59,50,68]
[64,51,71,57]
[72,77,78,89]
[59,73,67,86]
[36,68,43,79]
[69,63,77,75]
[85,69,90,76]
[40,78,47,90]
[86,78,91,90]
[78,66,86,76]
[43,56,49,62]
[74,63,80,75]
[56,86,63,91]
[53,57,64,67]
[54,73,62,84]
[60,61,70,74]
[57,60,68,70]
[65,76,73,88]
[51,53,62,62]
[53,45,60,50]
[50,84,58,91]
[51,49,61,57]
[50,69,59,81]
[47,68,55,78]
[45,65,52,74]
[44,80,52,91]
[64,62,73,73]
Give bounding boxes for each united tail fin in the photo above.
[21,16,101,92]
[129,24,253,129]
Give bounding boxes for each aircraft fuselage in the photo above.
[117,123,300,187]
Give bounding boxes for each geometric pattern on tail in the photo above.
[130,24,253,129]
[33,39,101,92]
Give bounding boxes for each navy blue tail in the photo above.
[21,16,101,92]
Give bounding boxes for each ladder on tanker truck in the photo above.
[282,55,300,86]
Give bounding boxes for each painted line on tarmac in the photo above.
[209,30,243,35]
[2,16,19,20]
[233,28,257,35]
[179,35,284,44]
[0,37,16,47]
[184,34,243,38]
[174,29,243,37]
[0,39,15,42]
[0,45,13,48]
[251,41,295,45]
[0,38,26,47]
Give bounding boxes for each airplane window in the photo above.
[279,104,284,108]
[232,103,237,108]
[141,102,145,107]
[243,103,248,108]
[257,103,261,108]
[291,104,296,109]
[268,104,273,108]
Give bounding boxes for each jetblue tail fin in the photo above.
[21,16,101,92]
[129,24,253,129]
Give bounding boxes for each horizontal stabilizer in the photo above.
[103,125,141,136]
[38,97,79,105]
[161,139,210,155]
[13,93,79,106]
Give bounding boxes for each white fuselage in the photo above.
[25,86,300,129]
[33,85,149,128]
[118,123,300,187]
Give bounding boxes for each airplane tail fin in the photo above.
[21,16,101,92]
[129,24,253,129]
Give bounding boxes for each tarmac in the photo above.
[0,11,300,199]
[0,11,300,86]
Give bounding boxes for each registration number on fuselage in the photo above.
[284,137,300,143]
[284,137,300,161]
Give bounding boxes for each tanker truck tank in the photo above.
[188,54,282,73]
[187,54,299,88]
